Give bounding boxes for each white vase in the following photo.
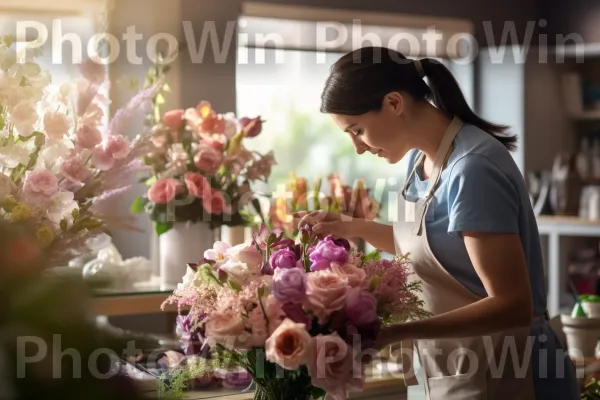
[159,222,217,288]
[221,225,248,246]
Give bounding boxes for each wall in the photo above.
[544,0,600,44]
[246,0,544,46]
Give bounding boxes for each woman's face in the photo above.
[329,92,413,164]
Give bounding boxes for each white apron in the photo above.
[394,116,538,400]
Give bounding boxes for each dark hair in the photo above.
[320,46,517,151]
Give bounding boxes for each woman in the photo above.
[297,46,580,399]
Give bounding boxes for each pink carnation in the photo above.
[22,169,58,202]
[76,124,102,149]
[105,135,130,159]
[91,146,115,170]
[60,157,90,183]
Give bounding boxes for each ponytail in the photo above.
[420,58,517,151]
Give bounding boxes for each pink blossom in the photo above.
[91,146,115,170]
[184,172,210,198]
[105,135,130,159]
[202,188,231,215]
[304,270,349,324]
[163,109,185,131]
[76,124,102,149]
[60,157,90,183]
[148,178,180,204]
[307,334,364,400]
[43,111,71,140]
[194,144,223,175]
[265,318,312,370]
[248,295,285,347]
[22,169,58,202]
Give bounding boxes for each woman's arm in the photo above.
[295,211,396,254]
[377,231,533,347]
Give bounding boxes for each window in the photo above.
[236,7,475,229]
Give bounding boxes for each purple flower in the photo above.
[176,313,209,356]
[345,288,378,326]
[272,267,306,303]
[308,236,348,271]
[270,248,299,269]
[261,261,274,275]
[282,302,312,331]
[331,237,351,251]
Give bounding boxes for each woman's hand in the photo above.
[293,210,356,239]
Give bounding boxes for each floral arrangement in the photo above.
[0,35,159,266]
[267,173,380,238]
[132,94,276,235]
[162,224,428,400]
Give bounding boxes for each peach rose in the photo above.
[163,109,185,131]
[204,310,251,350]
[330,262,366,288]
[307,334,364,400]
[148,178,179,204]
[265,318,312,370]
[184,172,210,198]
[304,270,350,324]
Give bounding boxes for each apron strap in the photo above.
[411,116,463,236]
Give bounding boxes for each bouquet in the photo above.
[162,224,428,400]
[267,173,380,238]
[0,35,158,266]
[133,96,276,235]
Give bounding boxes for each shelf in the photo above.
[536,215,600,236]
[554,43,600,59]
[570,110,600,121]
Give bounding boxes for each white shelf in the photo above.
[537,216,600,236]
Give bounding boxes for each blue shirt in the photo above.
[403,123,547,316]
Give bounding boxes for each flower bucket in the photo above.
[159,222,217,288]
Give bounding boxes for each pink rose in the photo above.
[76,124,102,149]
[344,287,378,326]
[304,270,350,324]
[22,169,58,202]
[204,310,251,350]
[202,188,231,215]
[307,334,364,400]
[194,144,223,175]
[265,318,312,370]
[148,178,179,204]
[184,172,210,198]
[60,157,90,183]
[91,146,115,170]
[105,135,130,159]
[163,109,185,131]
[330,262,366,288]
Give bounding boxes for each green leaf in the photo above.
[310,387,326,399]
[156,93,166,105]
[0,113,4,130]
[71,208,79,220]
[131,196,145,214]
[60,219,68,232]
[155,221,172,236]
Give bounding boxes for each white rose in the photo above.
[0,172,15,199]
[177,265,200,291]
[44,111,71,139]
[46,191,79,226]
[219,260,250,286]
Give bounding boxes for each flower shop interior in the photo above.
[4,0,600,399]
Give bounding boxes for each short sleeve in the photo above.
[447,154,519,237]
